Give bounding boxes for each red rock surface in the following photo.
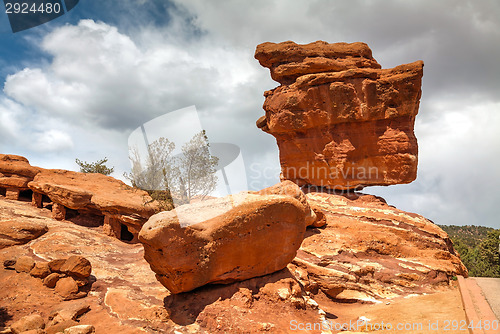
[291,191,467,302]
[139,191,310,294]
[0,192,469,332]
[0,197,325,333]
[0,219,48,249]
[255,41,423,190]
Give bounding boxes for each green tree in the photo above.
[444,225,500,277]
[75,157,114,175]
[478,230,500,277]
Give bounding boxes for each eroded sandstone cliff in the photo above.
[0,154,156,242]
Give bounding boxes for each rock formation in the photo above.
[0,154,157,242]
[5,255,93,300]
[292,191,467,302]
[0,219,48,249]
[255,41,423,190]
[0,41,472,333]
[139,186,310,294]
[0,197,326,333]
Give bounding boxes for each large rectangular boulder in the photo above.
[138,190,310,294]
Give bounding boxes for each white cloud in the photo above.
[372,100,500,228]
[33,129,74,152]
[2,18,273,179]
[1,0,499,228]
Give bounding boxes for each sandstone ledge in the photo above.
[0,154,157,242]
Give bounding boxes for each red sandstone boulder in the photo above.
[55,276,80,299]
[0,219,48,248]
[255,41,423,190]
[10,314,45,333]
[43,273,61,288]
[14,255,35,273]
[139,191,310,294]
[30,262,51,278]
[60,256,92,278]
[48,259,67,273]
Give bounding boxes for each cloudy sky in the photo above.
[0,0,498,228]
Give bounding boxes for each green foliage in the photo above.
[440,225,494,248]
[440,225,500,277]
[146,189,175,212]
[75,157,114,175]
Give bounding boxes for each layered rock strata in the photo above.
[255,41,424,190]
[0,154,156,241]
[290,191,467,301]
[139,187,311,294]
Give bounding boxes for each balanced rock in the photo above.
[139,189,310,294]
[255,41,423,190]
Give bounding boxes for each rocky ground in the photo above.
[0,197,323,333]
[0,194,468,333]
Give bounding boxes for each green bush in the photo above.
[75,157,114,175]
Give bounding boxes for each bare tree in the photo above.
[126,131,218,209]
[177,130,219,202]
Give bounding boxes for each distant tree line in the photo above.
[440,225,500,277]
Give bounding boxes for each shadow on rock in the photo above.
[80,274,97,294]
[163,267,297,326]
[0,307,13,327]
